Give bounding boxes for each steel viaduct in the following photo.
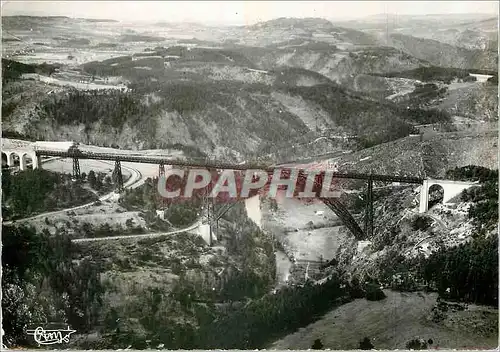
[21,147,474,240]
[2,141,478,242]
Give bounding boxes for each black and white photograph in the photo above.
[1,1,498,350]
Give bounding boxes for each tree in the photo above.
[81,222,93,236]
[104,175,112,186]
[359,337,374,350]
[311,338,323,349]
[365,283,386,301]
[88,170,96,188]
[406,338,427,350]
[269,199,278,212]
[125,218,134,228]
[349,277,365,298]
[94,173,104,191]
[412,216,432,231]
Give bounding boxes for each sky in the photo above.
[1,1,498,25]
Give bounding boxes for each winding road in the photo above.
[3,157,204,242]
[3,159,142,225]
[72,220,203,243]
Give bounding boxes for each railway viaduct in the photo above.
[1,139,479,240]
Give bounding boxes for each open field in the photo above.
[269,290,498,349]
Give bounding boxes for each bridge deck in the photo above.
[35,149,424,184]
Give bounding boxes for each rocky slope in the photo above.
[235,44,428,85]
[338,14,497,51]
[435,83,498,121]
[334,131,497,178]
[392,16,498,52]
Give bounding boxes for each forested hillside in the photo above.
[3,59,454,160]
[390,33,498,70]
[2,169,99,220]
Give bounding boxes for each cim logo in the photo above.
[26,326,76,345]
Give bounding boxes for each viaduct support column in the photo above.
[419,180,429,213]
[113,160,124,193]
[72,157,80,179]
[19,154,27,171]
[201,182,213,247]
[158,163,166,209]
[210,196,216,244]
[158,163,165,178]
[32,152,42,169]
[364,176,374,238]
[206,192,213,246]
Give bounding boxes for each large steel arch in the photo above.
[210,196,365,241]
[320,197,365,240]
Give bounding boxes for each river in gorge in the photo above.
[244,194,294,288]
[275,249,293,286]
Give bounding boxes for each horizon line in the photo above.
[1,12,497,25]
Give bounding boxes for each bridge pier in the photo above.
[72,157,81,179]
[211,202,235,242]
[419,180,430,213]
[113,160,124,192]
[19,153,27,171]
[198,223,214,246]
[158,163,166,208]
[158,163,165,177]
[32,152,41,169]
[206,196,214,246]
[5,152,15,167]
[200,187,219,246]
[364,177,374,238]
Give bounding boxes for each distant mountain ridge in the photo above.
[249,17,335,30]
[239,17,380,47]
[2,15,118,22]
[390,33,498,70]
[361,13,495,21]
[2,15,119,30]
